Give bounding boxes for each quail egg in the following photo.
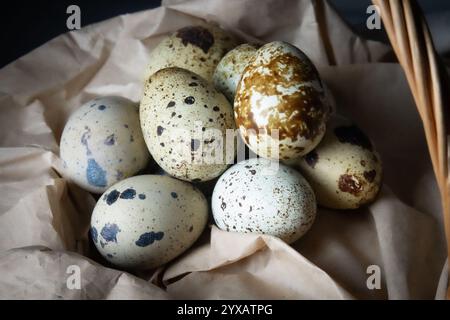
[60,96,150,193]
[146,23,238,82]
[140,67,236,182]
[212,158,316,243]
[213,43,259,102]
[291,115,383,209]
[234,41,329,161]
[90,175,208,269]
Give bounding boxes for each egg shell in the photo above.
[293,115,383,209]
[60,96,150,193]
[211,158,316,244]
[90,175,208,270]
[234,41,329,160]
[146,23,238,82]
[213,43,259,102]
[140,67,236,182]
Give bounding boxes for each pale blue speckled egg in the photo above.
[90,175,208,270]
[60,96,150,193]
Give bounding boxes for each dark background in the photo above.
[0,0,449,68]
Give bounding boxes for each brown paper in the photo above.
[0,0,446,299]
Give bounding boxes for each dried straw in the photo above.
[372,0,450,298]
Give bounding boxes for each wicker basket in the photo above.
[372,0,450,298]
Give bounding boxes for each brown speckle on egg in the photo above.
[334,125,373,151]
[338,174,363,196]
[176,26,215,54]
[364,170,377,183]
[167,101,176,108]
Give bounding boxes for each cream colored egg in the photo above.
[146,23,238,82]
[212,158,316,243]
[292,115,383,209]
[234,41,329,161]
[60,96,150,193]
[140,67,236,182]
[90,175,208,270]
[213,43,259,102]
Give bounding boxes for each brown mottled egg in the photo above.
[90,175,208,270]
[145,23,238,82]
[234,41,329,160]
[212,158,316,244]
[140,67,236,182]
[213,43,259,102]
[291,115,383,209]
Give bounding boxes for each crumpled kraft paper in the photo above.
[0,0,447,299]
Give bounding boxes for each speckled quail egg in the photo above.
[90,175,208,270]
[211,158,316,244]
[140,67,236,182]
[291,115,383,209]
[145,23,238,82]
[60,96,150,193]
[213,43,259,102]
[234,41,329,161]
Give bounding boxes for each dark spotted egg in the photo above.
[290,115,383,209]
[211,158,316,244]
[234,41,329,161]
[213,43,259,102]
[140,67,236,182]
[90,175,208,270]
[60,96,150,193]
[145,23,238,82]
